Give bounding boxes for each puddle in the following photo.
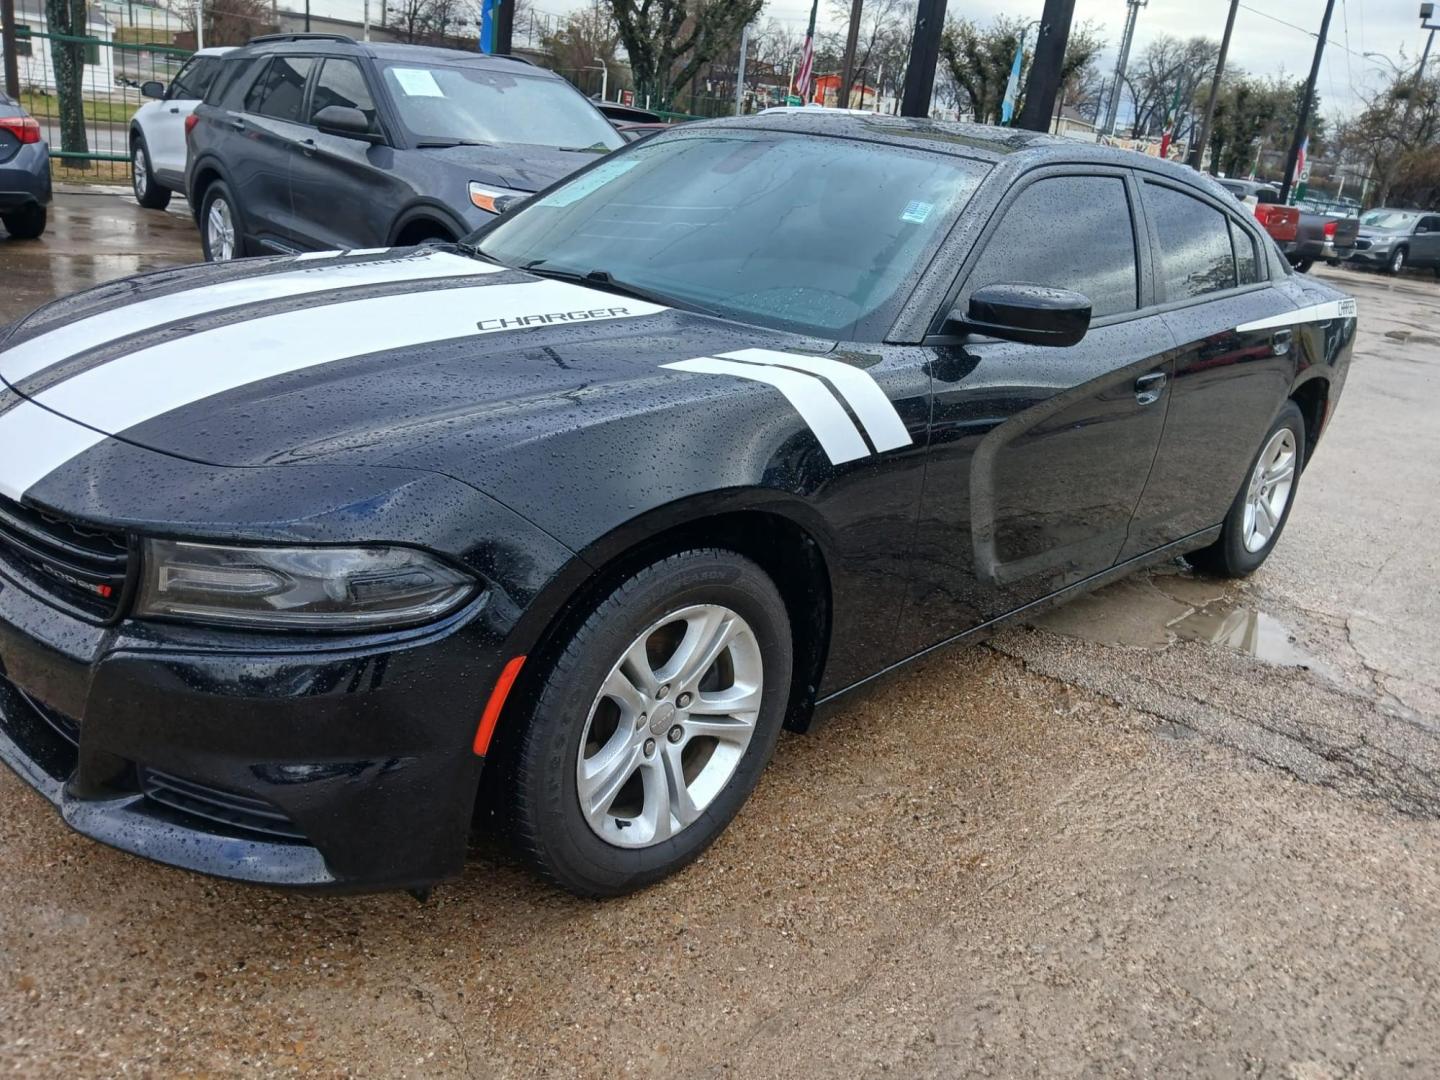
[1172,604,1338,683]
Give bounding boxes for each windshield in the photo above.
[476,131,986,340]
[1360,209,1421,231]
[380,63,623,152]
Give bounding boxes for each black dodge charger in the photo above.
[0,113,1355,897]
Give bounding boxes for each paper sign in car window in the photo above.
[900,201,933,224]
[393,68,444,97]
[538,159,642,208]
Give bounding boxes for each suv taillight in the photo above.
[0,116,41,144]
[184,113,200,138]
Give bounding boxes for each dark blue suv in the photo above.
[185,34,623,260]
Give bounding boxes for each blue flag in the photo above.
[1000,33,1024,125]
[479,0,499,52]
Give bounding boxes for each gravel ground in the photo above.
[2,199,1439,1077]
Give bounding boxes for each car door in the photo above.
[148,54,222,184]
[902,167,1178,644]
[1120,178,1306,557]
[1412,216,1440,267]
[230,53,317,251]
[288,57,404,251]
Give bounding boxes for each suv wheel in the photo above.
[1386,246,1407,275]
[508,549,793,897]
[1,203,47,240]
[131,135,172,210]
[200,180,245,261]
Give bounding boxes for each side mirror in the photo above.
[141,80,165,100]
[957,283,1092,347]
[313,105,381,143]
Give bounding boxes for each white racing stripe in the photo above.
[0,250,498,388]
[662,357,871,465]
[0,278,666,499]
[718,348,911,453]
[1236,298,1357,334]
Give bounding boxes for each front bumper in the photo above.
[0,572,503,893]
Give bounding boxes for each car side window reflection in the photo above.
[966,175,1139,319]
[310,59,379,132]
[1143,182,1238,301]
[245,56,315,123]
[1230,218,1260,285]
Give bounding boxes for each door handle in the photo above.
[299,138,317,156]
[1134,371,1167,406]
[1271,329,1293,356]
[168,106,180,114]
[227,118,246,131]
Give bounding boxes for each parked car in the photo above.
[1215,178,1356,272]
[1341,208,1440,275]
[0,91,51,240]
[0,114,1355,898]
[185,33,624,260]
[129,46,235,210]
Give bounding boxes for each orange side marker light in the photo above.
[472,655,526,757]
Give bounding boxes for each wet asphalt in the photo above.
[2,193,1439,1077]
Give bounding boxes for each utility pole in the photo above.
[839,0,863,108]
[1017,0,1075,132]
[900,0,947,117]
[1188,0,1238,172]
[733,24,749,115]
[1280,0,1337,203]
[1,0,19,99]
[362,0,370,41]
[197,0,205,47]
[1102,0,1146,136]
[495,0,513,53]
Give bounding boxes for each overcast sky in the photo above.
[322,0,1433,117]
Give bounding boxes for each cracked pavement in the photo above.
[2,199,1439,1077]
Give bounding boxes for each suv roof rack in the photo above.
[246,33,356,45]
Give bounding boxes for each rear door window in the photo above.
[1230,218,1261,285]
[244,56,316,122]
[1143,183,1238,301]
[966,174,1140,319]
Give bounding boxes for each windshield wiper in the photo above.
[521,262,718,317]
[558,142,613,153]
[415,137,486,148]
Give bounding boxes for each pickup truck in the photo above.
[1216,179,1357,272]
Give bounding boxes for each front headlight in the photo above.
[468,182,526,215]
[136,540,476,630]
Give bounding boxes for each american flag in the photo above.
[795,0,819,101]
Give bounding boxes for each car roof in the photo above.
[195,46,236,57]
[675,111,1232,190]
[235,34,553,77]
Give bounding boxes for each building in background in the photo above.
[1,1,118,94]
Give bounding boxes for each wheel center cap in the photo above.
[649,701,676,735]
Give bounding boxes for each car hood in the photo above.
[0,246,825,505]
[419,142,612,193]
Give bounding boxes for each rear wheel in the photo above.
[508,549,793,897]
[1189,401,1305,578]
[1,203,46,239]
[131,135,172,210]
[1293,258,1315,274]
[199,180,245,261]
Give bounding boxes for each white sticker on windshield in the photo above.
[538,158,641,208]
[393,68,444,97]
[901,201,933,224]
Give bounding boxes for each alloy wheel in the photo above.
[576,604,763,848]
[133,147,148,198]
[1242,428,1297,553]
[1391,249,1405,274]
[206,198,235,261]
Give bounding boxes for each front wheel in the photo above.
[1293,258,1315,274]
[131,135,172,210]
[1188,401,1305,578]
[1,203,46,239]
[507,549,793,897]
[1386,247,1407,275]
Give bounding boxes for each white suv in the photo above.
[130,47,233,210]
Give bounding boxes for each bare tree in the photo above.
[1338,70,1440,207]
[608,0,762,109]
[941,15,1105,126]
[829,0,905,105]
[542,0,624,94]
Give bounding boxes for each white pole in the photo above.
[733,23,749,115]
[363,0,370,40]
[194,0,204,48]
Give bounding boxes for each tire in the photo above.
[131,134,172,210]
[508,548,793,897]
[199,179,246,261]
[1385,246,1407,275]
[1188,401,1305,578]
[1294,258,1315,274]
[1,203,46,240]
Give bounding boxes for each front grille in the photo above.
[0,495,130,619]
[139,767,306,842]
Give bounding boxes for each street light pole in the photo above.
[1279,0,1337,203]
[1188,0,1239,172]
[839,0,863,108]
[733,26,748,115]
[1102,0,1146,136]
